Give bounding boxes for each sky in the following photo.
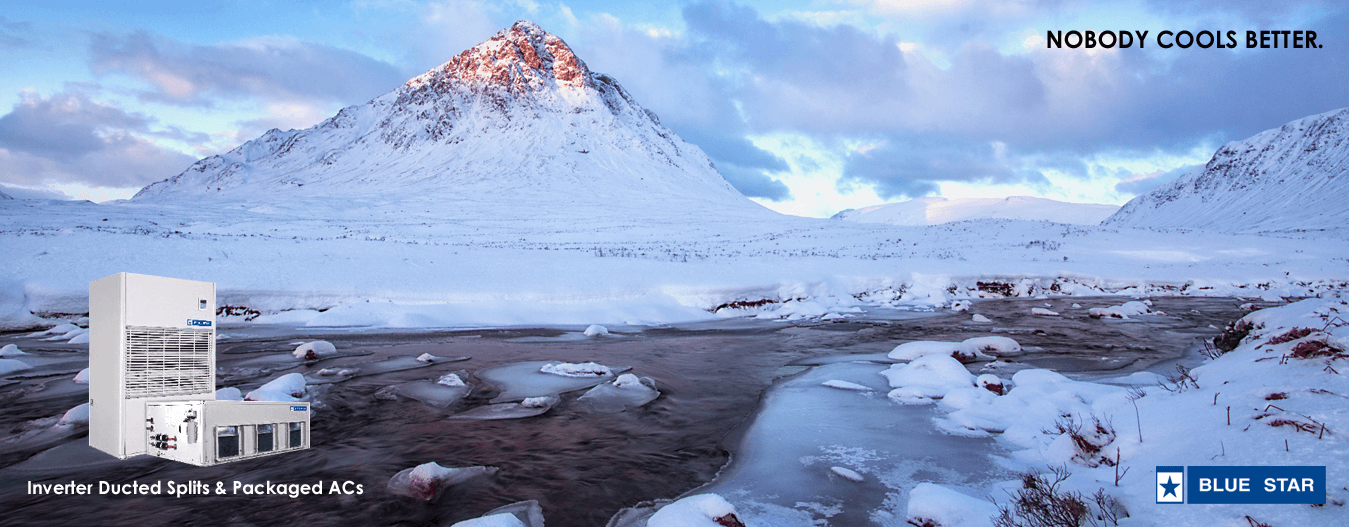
[0,0,1345,217]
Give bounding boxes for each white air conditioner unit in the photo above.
[89,272,310,465]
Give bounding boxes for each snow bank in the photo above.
[0,343,28,357]
[244,373,307,401]
[540,362,612,377]
[387,462,498,502]
[293,341,337,359]
[881,354,975,404]
[1088,300,1150,319]
[583,324,609,336]
[906,483,999,527]
[72,368,89,384]
[647,494,745,527]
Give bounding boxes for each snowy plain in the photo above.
[1,194,1346,331]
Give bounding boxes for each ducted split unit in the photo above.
[89,272,310,466]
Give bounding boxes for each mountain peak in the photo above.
[405,19,592,95]
[131,21,755,213]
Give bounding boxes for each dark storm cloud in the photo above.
[679,130,789,172]
[839,135,1050,200]
[681,1,908,135]
[0,89,197,188]
[715,163,792,201]
[88,31,407,107]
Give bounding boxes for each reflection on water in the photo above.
[0,297,1248,526]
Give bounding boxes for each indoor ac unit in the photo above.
[89,272,310,465]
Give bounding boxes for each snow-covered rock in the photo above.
[1031,307,1059,316]
[292,341,337,360]
[881,354,975,404]
[0,358,32,377]
[437,373,466,387]
[1088,301,1151,319]
[961,336,1023,358]
[577,374,659,413]
[244,373,307,401]
[971,314,992,323]
[888,341,979,362]
[215,387,244,401]
[0,343,28,357]
[387,462,498,502]
[57,403,90,426]
[830,466,865,482]
[540,362,612,377]
[415,353,437,362]
[647,494,746,527]
[1106,107,1349,233]
[583,324,609,337]
[72,368,89,384]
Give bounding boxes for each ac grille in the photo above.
[124,326,213,398]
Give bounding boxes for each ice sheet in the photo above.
[692,360,1007,526]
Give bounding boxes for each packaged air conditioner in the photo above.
[88,272,310,465]
[144,400,310,466]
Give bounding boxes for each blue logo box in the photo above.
[1185,466,1325,504]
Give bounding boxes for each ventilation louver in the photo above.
[123,326,214,398]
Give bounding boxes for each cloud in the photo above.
[0,16,34,50]
[0,89,196,189]
[839,134,1050,199]
[1114,163,1199,196]
[715,163,792,201]
[88,31,407,107]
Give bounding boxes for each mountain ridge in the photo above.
[1104,107,1349,234]
[132,21,759,214]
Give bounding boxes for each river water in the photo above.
[0,296,1251,527]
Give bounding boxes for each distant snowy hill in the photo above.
[1105,107,1349,234]
[133,21,759,215]
[832,196,1118,226]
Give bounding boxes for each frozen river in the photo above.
[0,296,1250,526]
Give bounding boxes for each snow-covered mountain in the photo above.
[1105,107,1349,233]
[832,196,1118,226]
[133,21,759,215]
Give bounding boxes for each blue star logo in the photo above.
[1160,476,1180,498]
